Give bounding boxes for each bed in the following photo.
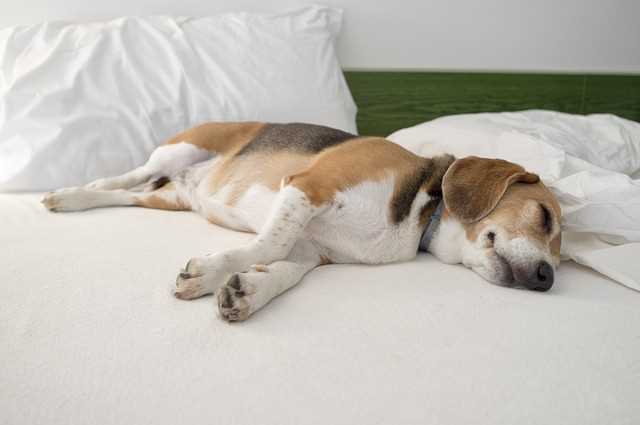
[2,70,640,424]
[2,191,640,425]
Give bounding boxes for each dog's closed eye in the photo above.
[540,204,552,233]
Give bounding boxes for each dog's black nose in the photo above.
[527,261,554,291]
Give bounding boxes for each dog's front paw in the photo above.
[217,274,256,322]
[173,256,229,300]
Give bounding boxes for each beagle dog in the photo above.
[42,122,562,321]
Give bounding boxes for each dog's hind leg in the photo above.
[83,142,211,191]
[44,141,211,210]
[55,121,264,192]
[42,182,189,212]
[83,121,264,191]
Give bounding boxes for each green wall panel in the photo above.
[344,71,640,136]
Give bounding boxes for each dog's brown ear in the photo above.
[442,156,539,223]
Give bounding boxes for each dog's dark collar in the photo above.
[419,200,444,252]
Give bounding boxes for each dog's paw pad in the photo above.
[173,256,231,300]
[173,270,212,300]
[217,274,253,322]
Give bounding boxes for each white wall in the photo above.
[1,0,638,73]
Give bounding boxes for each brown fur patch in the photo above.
[460,182,562,263]
[135,194,186,211]
[252,264,269,272]
[287,137,428,207]
[166,122,266,155]
[550,233,562,258]
[209,152,315,205]
[443,156,539,224]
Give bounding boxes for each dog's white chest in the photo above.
[305,178,425,264]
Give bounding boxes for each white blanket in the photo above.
[389,111,640,291]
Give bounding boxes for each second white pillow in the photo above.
[0,6,357,191]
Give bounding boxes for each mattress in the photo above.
[2,193,640,425]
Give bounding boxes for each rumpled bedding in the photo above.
[389,110,640,290]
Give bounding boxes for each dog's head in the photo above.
[441,156,561,291]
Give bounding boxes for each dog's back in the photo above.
[149,122,448,237]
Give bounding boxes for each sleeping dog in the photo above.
[42,122,562,321]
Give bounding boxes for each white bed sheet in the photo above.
[2,194,640,425]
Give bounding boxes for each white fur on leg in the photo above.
[84,168,151,191]
[45,142,211,212]
[42,187,184,213]
[84,142,211,190]
[217,239,322,321]
[42,189,137,212]
[174,185,326,299]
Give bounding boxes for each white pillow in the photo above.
[0,6,357,191]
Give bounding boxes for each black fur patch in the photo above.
[236,123,357,156]
[227,275,241,290]
[390,154,455,224]
[150,176,170,190]
[219,287,233,308]
[541,204,552,234]
[391,162,435,224]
